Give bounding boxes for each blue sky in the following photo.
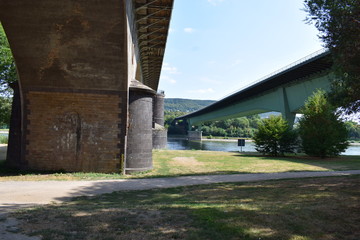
[158,0,323,100]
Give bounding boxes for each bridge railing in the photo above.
[221,48,329,100]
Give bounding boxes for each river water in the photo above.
[1,133,359,156]
[167,137,360,156]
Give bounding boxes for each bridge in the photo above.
[0,0,174,173]
[176,49,334,138]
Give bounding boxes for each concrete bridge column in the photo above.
[188,131,202,141]
[279,87,296,126]
[152,91,167,149]
[126,80,155,174]
[6,82,22,168]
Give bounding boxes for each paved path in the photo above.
[1,170,360,210]
[1,170,360,240]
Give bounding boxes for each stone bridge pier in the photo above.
[0,0,173,173]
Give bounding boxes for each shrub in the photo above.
[253,116,299,156]
[298,90,349,158]
[0,135,8,144]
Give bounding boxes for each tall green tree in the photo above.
[0,23,17,128]
[304,0,360,114]
[253,116,299,156]
[298,90,349,158]
[0,96,11,128]
[0,23,17,96]
[344,121,360,140]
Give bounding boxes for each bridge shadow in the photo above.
[16,175,359,240]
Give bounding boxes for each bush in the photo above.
[253,116,299,156]
[0,135,8,144]
[0,97,11,128]
[298,90,349,158]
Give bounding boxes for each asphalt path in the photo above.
[1,170,360,212]
[1,170,360,240]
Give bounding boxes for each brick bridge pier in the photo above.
[0,0,173,173]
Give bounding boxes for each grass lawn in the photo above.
[1,150,359,181]
[14,175,360,240]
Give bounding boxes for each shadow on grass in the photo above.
[14,175,360,240]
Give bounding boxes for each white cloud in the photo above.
[169,28,175,33]
[162,62,180,74]
[184,27,195,33]
[161,75,177,84]
[188,88,215,94]
[207,0,225,6]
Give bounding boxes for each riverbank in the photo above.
[168,135,360,145]
[1,149,360,181]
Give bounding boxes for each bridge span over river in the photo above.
[176,49,334,137]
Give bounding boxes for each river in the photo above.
[1,133,359,156]
[167,137,360,156]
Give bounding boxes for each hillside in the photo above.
[165,98,216,112]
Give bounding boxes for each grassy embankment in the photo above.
[14,175,360,240]
[1,149,359,181]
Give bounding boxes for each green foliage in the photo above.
[0,22,17,96]
[253,116,299,156]
[165,98,216,112]
[201,116,260,138]
[345,121,360,140]
[164,98,261,138]
[164,110,187,128]
[0,96,11,128]
[0,135,8,144]
[164,110,188,134]
[298,90,349,158]
[304,0,360,113]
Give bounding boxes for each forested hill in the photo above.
[164,98,216,112]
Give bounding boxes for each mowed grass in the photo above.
[1,150,359,181]
[14,175,360,240]
[148,150,360,177]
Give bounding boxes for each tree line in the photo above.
[164,110,360,141]
[165,111,262,138]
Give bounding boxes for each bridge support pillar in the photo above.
[21,89,127,173]
[6,82,23,168]
[152,91,167,149]
[279,88,296,127]
[188,131,202,141]
[126,80,155,174]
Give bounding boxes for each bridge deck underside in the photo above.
[188,72,333,126]
[180,52,334,126]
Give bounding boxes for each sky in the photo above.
[158,0,324,100]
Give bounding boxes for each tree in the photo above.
[0,96,11,128]
[344,121,360,140]
[253,116,299,156]
[0,23,17,96]
[0,23,17,128]
[298,89,349,158]
[304,0,360,114]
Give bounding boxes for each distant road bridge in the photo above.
[0,0,174,173]
[176,50,334,135]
